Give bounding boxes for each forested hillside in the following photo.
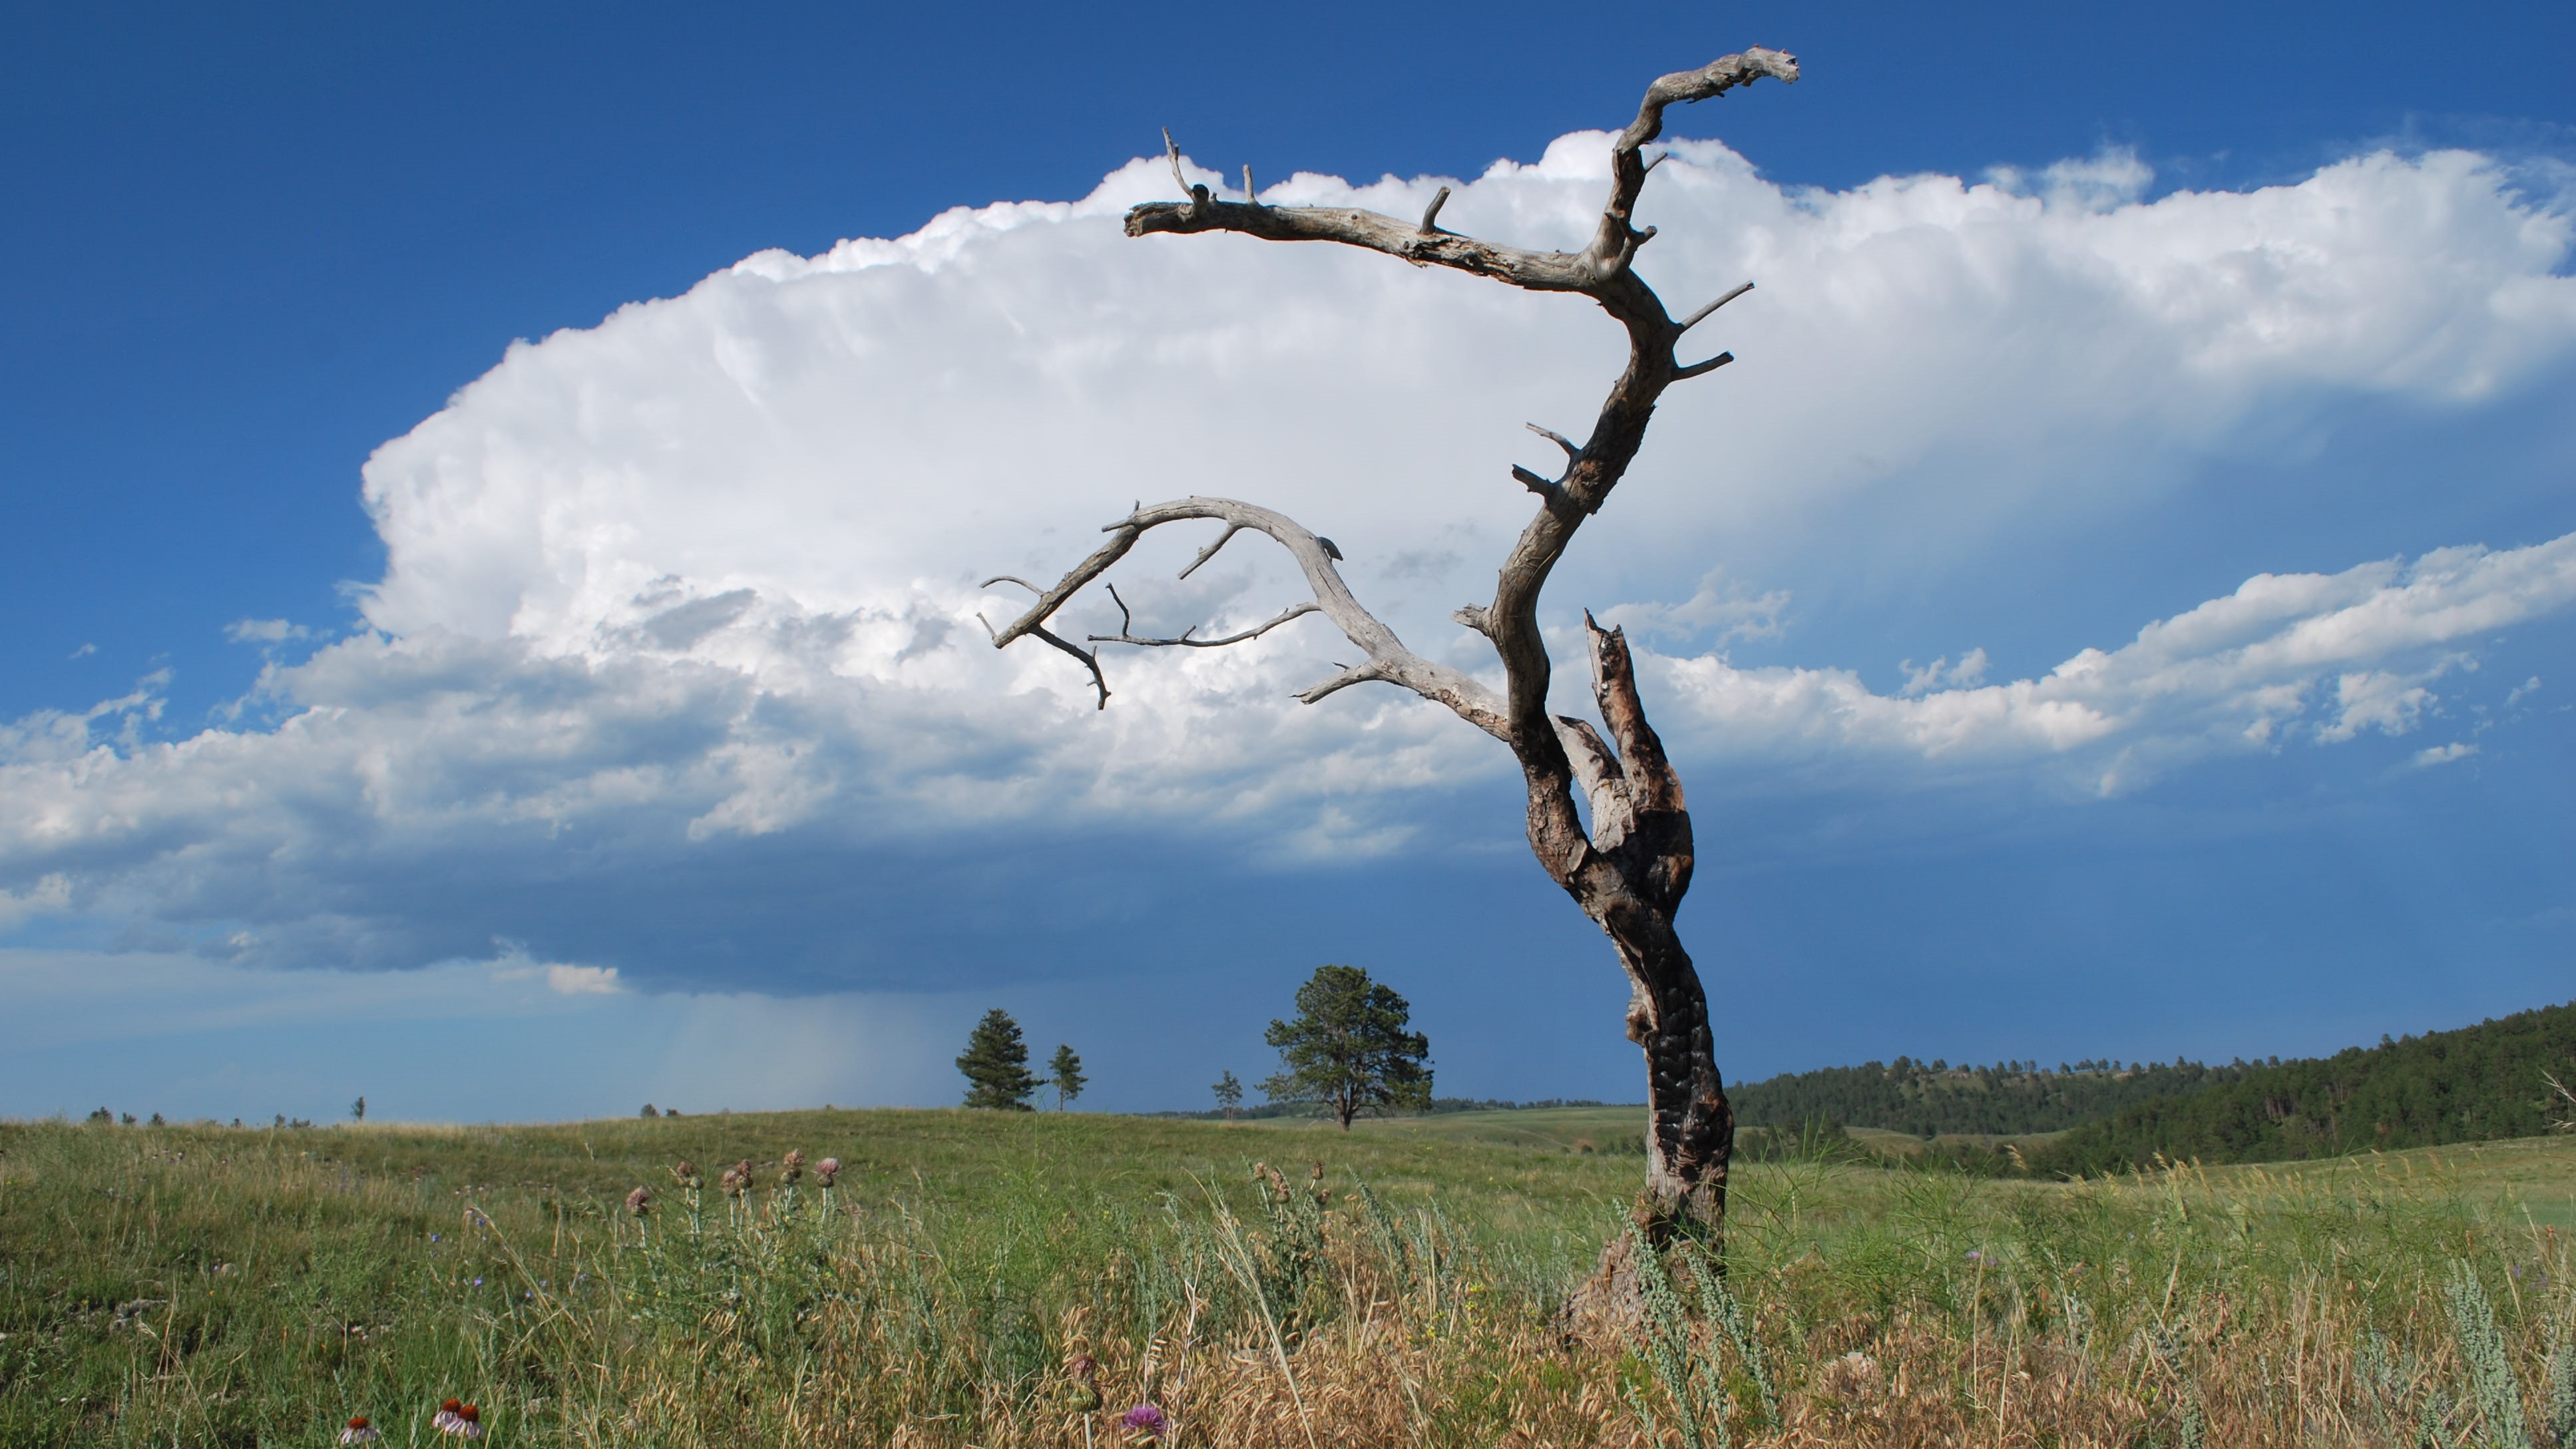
[2034,1000,2576,1174]
[1730,1056,2241,1136]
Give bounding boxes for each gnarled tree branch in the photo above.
[989,497,1507,741]
[1086,585,1321,648]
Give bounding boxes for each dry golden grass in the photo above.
[3,1112,2570,1446]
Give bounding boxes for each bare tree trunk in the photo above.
[983,49,1799,1263]
[1549,618,1729,1241]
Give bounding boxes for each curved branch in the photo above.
[1129,48,1796,321]
[1119,49,1794,889]
[990,499,1506,739]
[1089,599,1320,648]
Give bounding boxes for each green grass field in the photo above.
[4,1108,2571,1446]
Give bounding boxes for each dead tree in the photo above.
[987,49,1799,1247]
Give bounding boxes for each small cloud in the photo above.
[225,619,315,645]
[491,956,625,996]
[67,643,95,660]
[1900,649,1991,698]
[1986,148,2155,212]
[2317,668,2440,743]
[1379,548,1461,583]
[2410,741,2479,768]
[1599,570,1789,645]
[544,964,623,996]
[2506,676,2542,708]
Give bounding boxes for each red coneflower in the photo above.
[432,1399,463,1432]
[438,1402,483,1438]
[339,1416,380,1444]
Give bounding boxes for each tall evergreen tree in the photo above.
[956,1009,1038,1110]
[1048,1044,1086,1110]
[1212,1070,1245,1121]
[1262,964,1432,1130]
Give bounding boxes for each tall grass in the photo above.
[2,1114,2569,1446]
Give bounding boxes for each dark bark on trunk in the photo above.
[1546,618,1731,1241]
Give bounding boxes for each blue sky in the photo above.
[3,2,2572,1124]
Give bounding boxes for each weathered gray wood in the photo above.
[988,49,1797,1254]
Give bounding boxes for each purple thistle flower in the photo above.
[1120,1402,1166,1438]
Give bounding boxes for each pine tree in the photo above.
[1262,964,1432,1130]
[1213,1070,1245,1121]
[1048,1044,1086,1110]
[956,1009,1039,1110]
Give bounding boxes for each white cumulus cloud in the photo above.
[1643,532,2576,792]
[1,132,2572,982]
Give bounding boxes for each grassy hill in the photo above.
[5,1108,2571,1446]
[1243,1102,1648,1154]
[2034,998,2576,1174]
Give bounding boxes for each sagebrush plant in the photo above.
[2,1112,2571,1446]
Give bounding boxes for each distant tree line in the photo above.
[1729,1056,2245,1138]
[2032,1000,2576,1174]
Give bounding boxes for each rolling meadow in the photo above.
[4,1105,2573,1446]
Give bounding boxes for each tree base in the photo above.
[1553,1228,1651,1346]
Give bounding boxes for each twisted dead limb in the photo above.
[990,49,1797,1258]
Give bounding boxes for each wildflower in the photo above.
[1120,1402,1166,1440]
[671,1159,700,1188]
[436,1402,483,1438]
[433,1400,463,1432]
[471,1277,483,1287]
[625,1185,651,1217]
[339,1417,380,1444]
[815,1157,841,1188]
[1062,1352,1102,1412]
[781,1148,806,1185]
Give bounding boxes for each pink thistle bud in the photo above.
[625,1186,650,1217]
[815,1157,841,1187]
